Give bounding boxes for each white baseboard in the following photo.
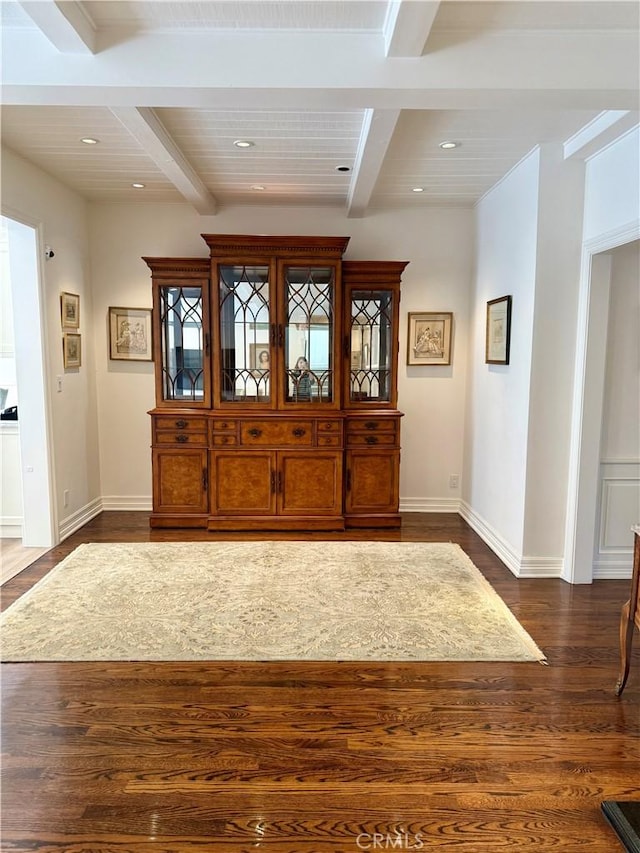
[58,497,103,542]
[518,556,565,578]
[1,523,22,538]
[101,495,153,511]
[400,497,461,513]
[593,559,633,580]
[458,501,563,578]
[458,501,521,576]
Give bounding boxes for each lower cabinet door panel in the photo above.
[153,448,208,514]
[279,452,342,515]
[213,452,276,515]
[346,450,399,514]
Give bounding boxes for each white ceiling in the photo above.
[1,1,639,216]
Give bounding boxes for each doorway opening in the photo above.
[0,215,55,575]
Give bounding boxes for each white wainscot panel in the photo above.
[594,461,640,578]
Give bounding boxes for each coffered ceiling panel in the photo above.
[1,105,183,202]
[371,109,601,207]
[156,108,364,204]
[85,1,389,32]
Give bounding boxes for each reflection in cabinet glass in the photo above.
[159,285,205,402]
[285,266,335,404]
[349,289,393,404]
[218,265,271,403]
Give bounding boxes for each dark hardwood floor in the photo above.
[1,512,638,852]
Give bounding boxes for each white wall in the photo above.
[583,127,640,243]
[601,241,640,461]
[88,203,474,509]
[521,145,585,567]
[1,146,101,538]
[463,150,540,564]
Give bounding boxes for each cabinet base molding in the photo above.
[345,513,401,529]
[207,515,345,532]
[150,514,208,529]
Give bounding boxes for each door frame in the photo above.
[563,221,640,583]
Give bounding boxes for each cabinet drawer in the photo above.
[317,420,342,434]
[155,431,208,446]
[241,420,314,447]
[318,434,341,447]
[347,419,398,435]
[211,419,237,432]
[347,432,397,447]
[212,434,238,447]
[154,416,207,432]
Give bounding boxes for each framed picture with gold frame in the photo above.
[60,292,79,329]
[108,307,153,361]
[407,312,453,366]
[63,333,81,368]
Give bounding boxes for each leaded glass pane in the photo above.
[159,285,204,401]
[219,265,271,403]
[350,289,393,403]
[284,266,334,403]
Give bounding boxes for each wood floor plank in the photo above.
[1,511,638,853]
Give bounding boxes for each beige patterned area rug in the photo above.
[0,541,545,663]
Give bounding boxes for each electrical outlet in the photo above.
[449,474,459,489]
[63,489,69,507]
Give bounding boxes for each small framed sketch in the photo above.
[63,333,81,368]
[485,295,512,364]
[407,312,453,366]
[109,307,153,361]
[60,292,79,329]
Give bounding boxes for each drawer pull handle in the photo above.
[176,434,189,443]
[175,419,187,429]
[322,423,333,430]
[220,436,228,444]
[221,422,228,429]
[365,435,379,445]
[365,421,377,430]
[248,428,262,438]
[292,427,306,437]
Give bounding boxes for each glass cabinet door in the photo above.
[218,264,272,404]
[348,289,394,404]
[283,264,336,405]
[158,283,208,404]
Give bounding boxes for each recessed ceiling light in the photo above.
[412,187,425,193]
[335,165,351,172]
[234,139,254,148]
[80,137,99,145]
[132,183,146,189]
[439,141,459,150]
[251,185,266,191]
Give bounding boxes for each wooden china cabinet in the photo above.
[144,235,408,531]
